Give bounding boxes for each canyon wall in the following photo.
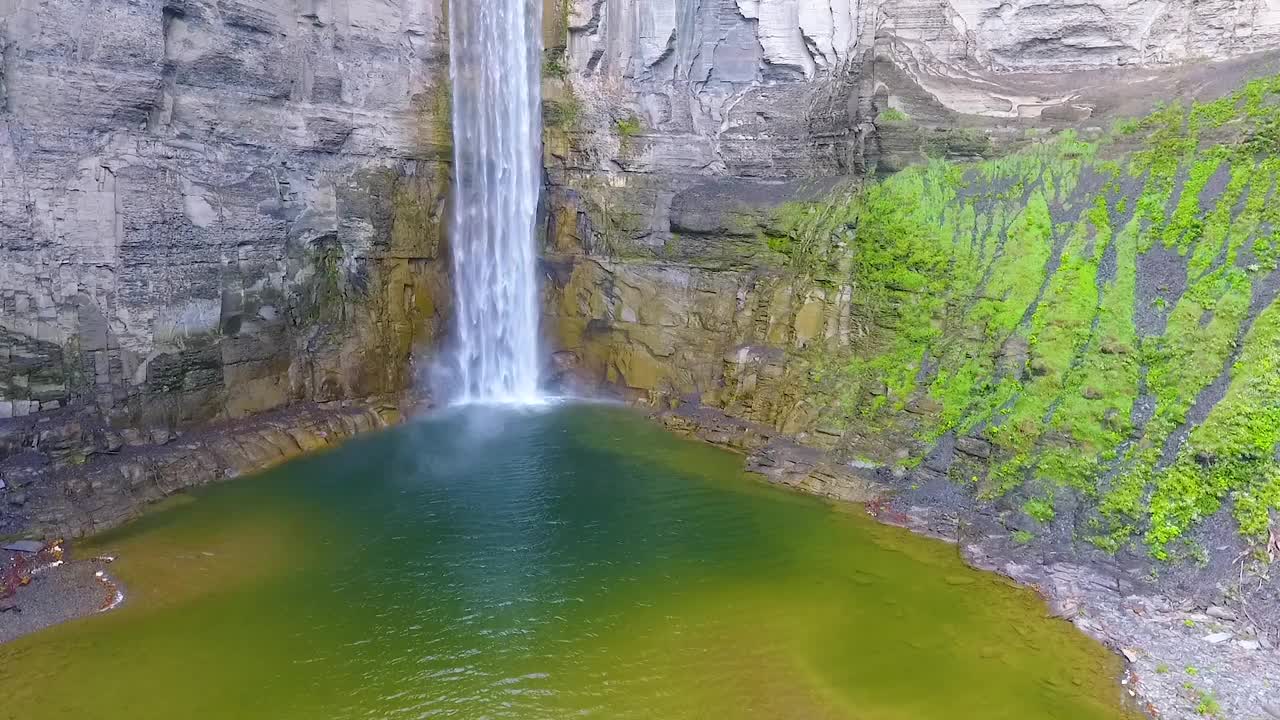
[0,0,452,430]
[542,0,1280,403]
[540,0,1280,560]
[3,0,1280,560]
[546,0,1280,176]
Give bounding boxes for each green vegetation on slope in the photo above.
[766,75,1280,559]
[877,107,910,123]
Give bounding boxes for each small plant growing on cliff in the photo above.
[300,238,348,328]
[614,115,643,138]
[543,53,569,79]
[1013,530,1034,545]
[1195,691,1220,717]
[878,107,910,123]
[544,96,581,130]
[1116,118,1141,135]
[1023,498,1056,524]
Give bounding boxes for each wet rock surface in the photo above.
[1,401,399,540]
[657,402,884,504]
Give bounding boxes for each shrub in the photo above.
[878,107,910,123]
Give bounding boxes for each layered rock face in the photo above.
[0,0,451,430]
[541,0,1280,560]
[2,401,396,537]
[550,0,1280,175]
[3,0,1279,564]
[543,0,1280,402]
[553,0,865,176]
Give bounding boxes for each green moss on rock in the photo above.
[761,75,1280,559]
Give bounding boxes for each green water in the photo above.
[1,405,1137,719]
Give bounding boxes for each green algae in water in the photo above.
[0,406,1138,720]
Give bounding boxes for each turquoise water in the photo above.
[0,405,1137,720]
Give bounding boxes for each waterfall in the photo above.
[446,0,543,404]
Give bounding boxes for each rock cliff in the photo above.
[540,0,1280,565]
[4,0,1280,574]
[0,0,452,430]
[549,0,1280,177]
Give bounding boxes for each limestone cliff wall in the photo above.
[549,0,1280,179]
[541,1,1280,559]
[0,0,452,429]
[543,0,1280,403]
[4,0,1279,558]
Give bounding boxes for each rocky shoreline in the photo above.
[655,400,1280,720]
[0,541,121,644]
[1,401,401,541]
[0,400,401,643]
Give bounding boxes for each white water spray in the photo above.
[446,0,543,404]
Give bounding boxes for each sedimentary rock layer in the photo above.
[1,401,397,539]
[0,0,451,429]
[542,70,1280,564]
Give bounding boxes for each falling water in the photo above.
[446,0,543,404]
